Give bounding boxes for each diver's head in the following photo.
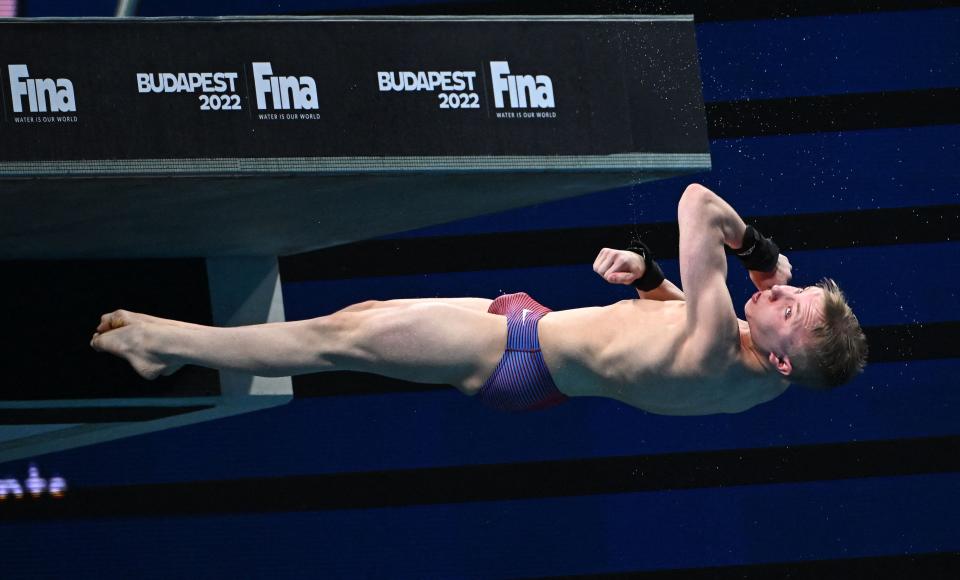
[745,278,867,388]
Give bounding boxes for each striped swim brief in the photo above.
[477,292,569,412]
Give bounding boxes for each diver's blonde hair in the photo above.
[802,278,868,388]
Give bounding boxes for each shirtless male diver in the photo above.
[91,184,868,415]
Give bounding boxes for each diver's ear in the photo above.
[768,352,793,377]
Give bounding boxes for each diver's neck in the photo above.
[738,319,776,376]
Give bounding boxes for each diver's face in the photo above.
[745,285,825,358]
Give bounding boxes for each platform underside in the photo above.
[0,167,696,259]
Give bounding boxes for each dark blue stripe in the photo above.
[23,0,116,16]
[3,474,957,577]
[698,9,960,102]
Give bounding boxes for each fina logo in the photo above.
[252,62,318,111]
[489,61,554,109]
[7,64,76,113]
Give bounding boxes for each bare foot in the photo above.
[91,310,183,380]
[96,309,203,332]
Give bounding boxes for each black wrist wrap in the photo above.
[626,239,666,292]
[733,225,780,272]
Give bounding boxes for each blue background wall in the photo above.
[2,1,958,578]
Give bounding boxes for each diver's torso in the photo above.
[537,299,787,415]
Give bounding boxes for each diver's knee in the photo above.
[354,299,380,310]
[323,307,405,364]
[341,299,383,313]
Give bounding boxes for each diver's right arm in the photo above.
[638,279,686,301]
[592,247,686,301]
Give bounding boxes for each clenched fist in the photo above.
[593,248,645,285]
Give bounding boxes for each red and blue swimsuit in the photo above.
[477,292,569,412]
